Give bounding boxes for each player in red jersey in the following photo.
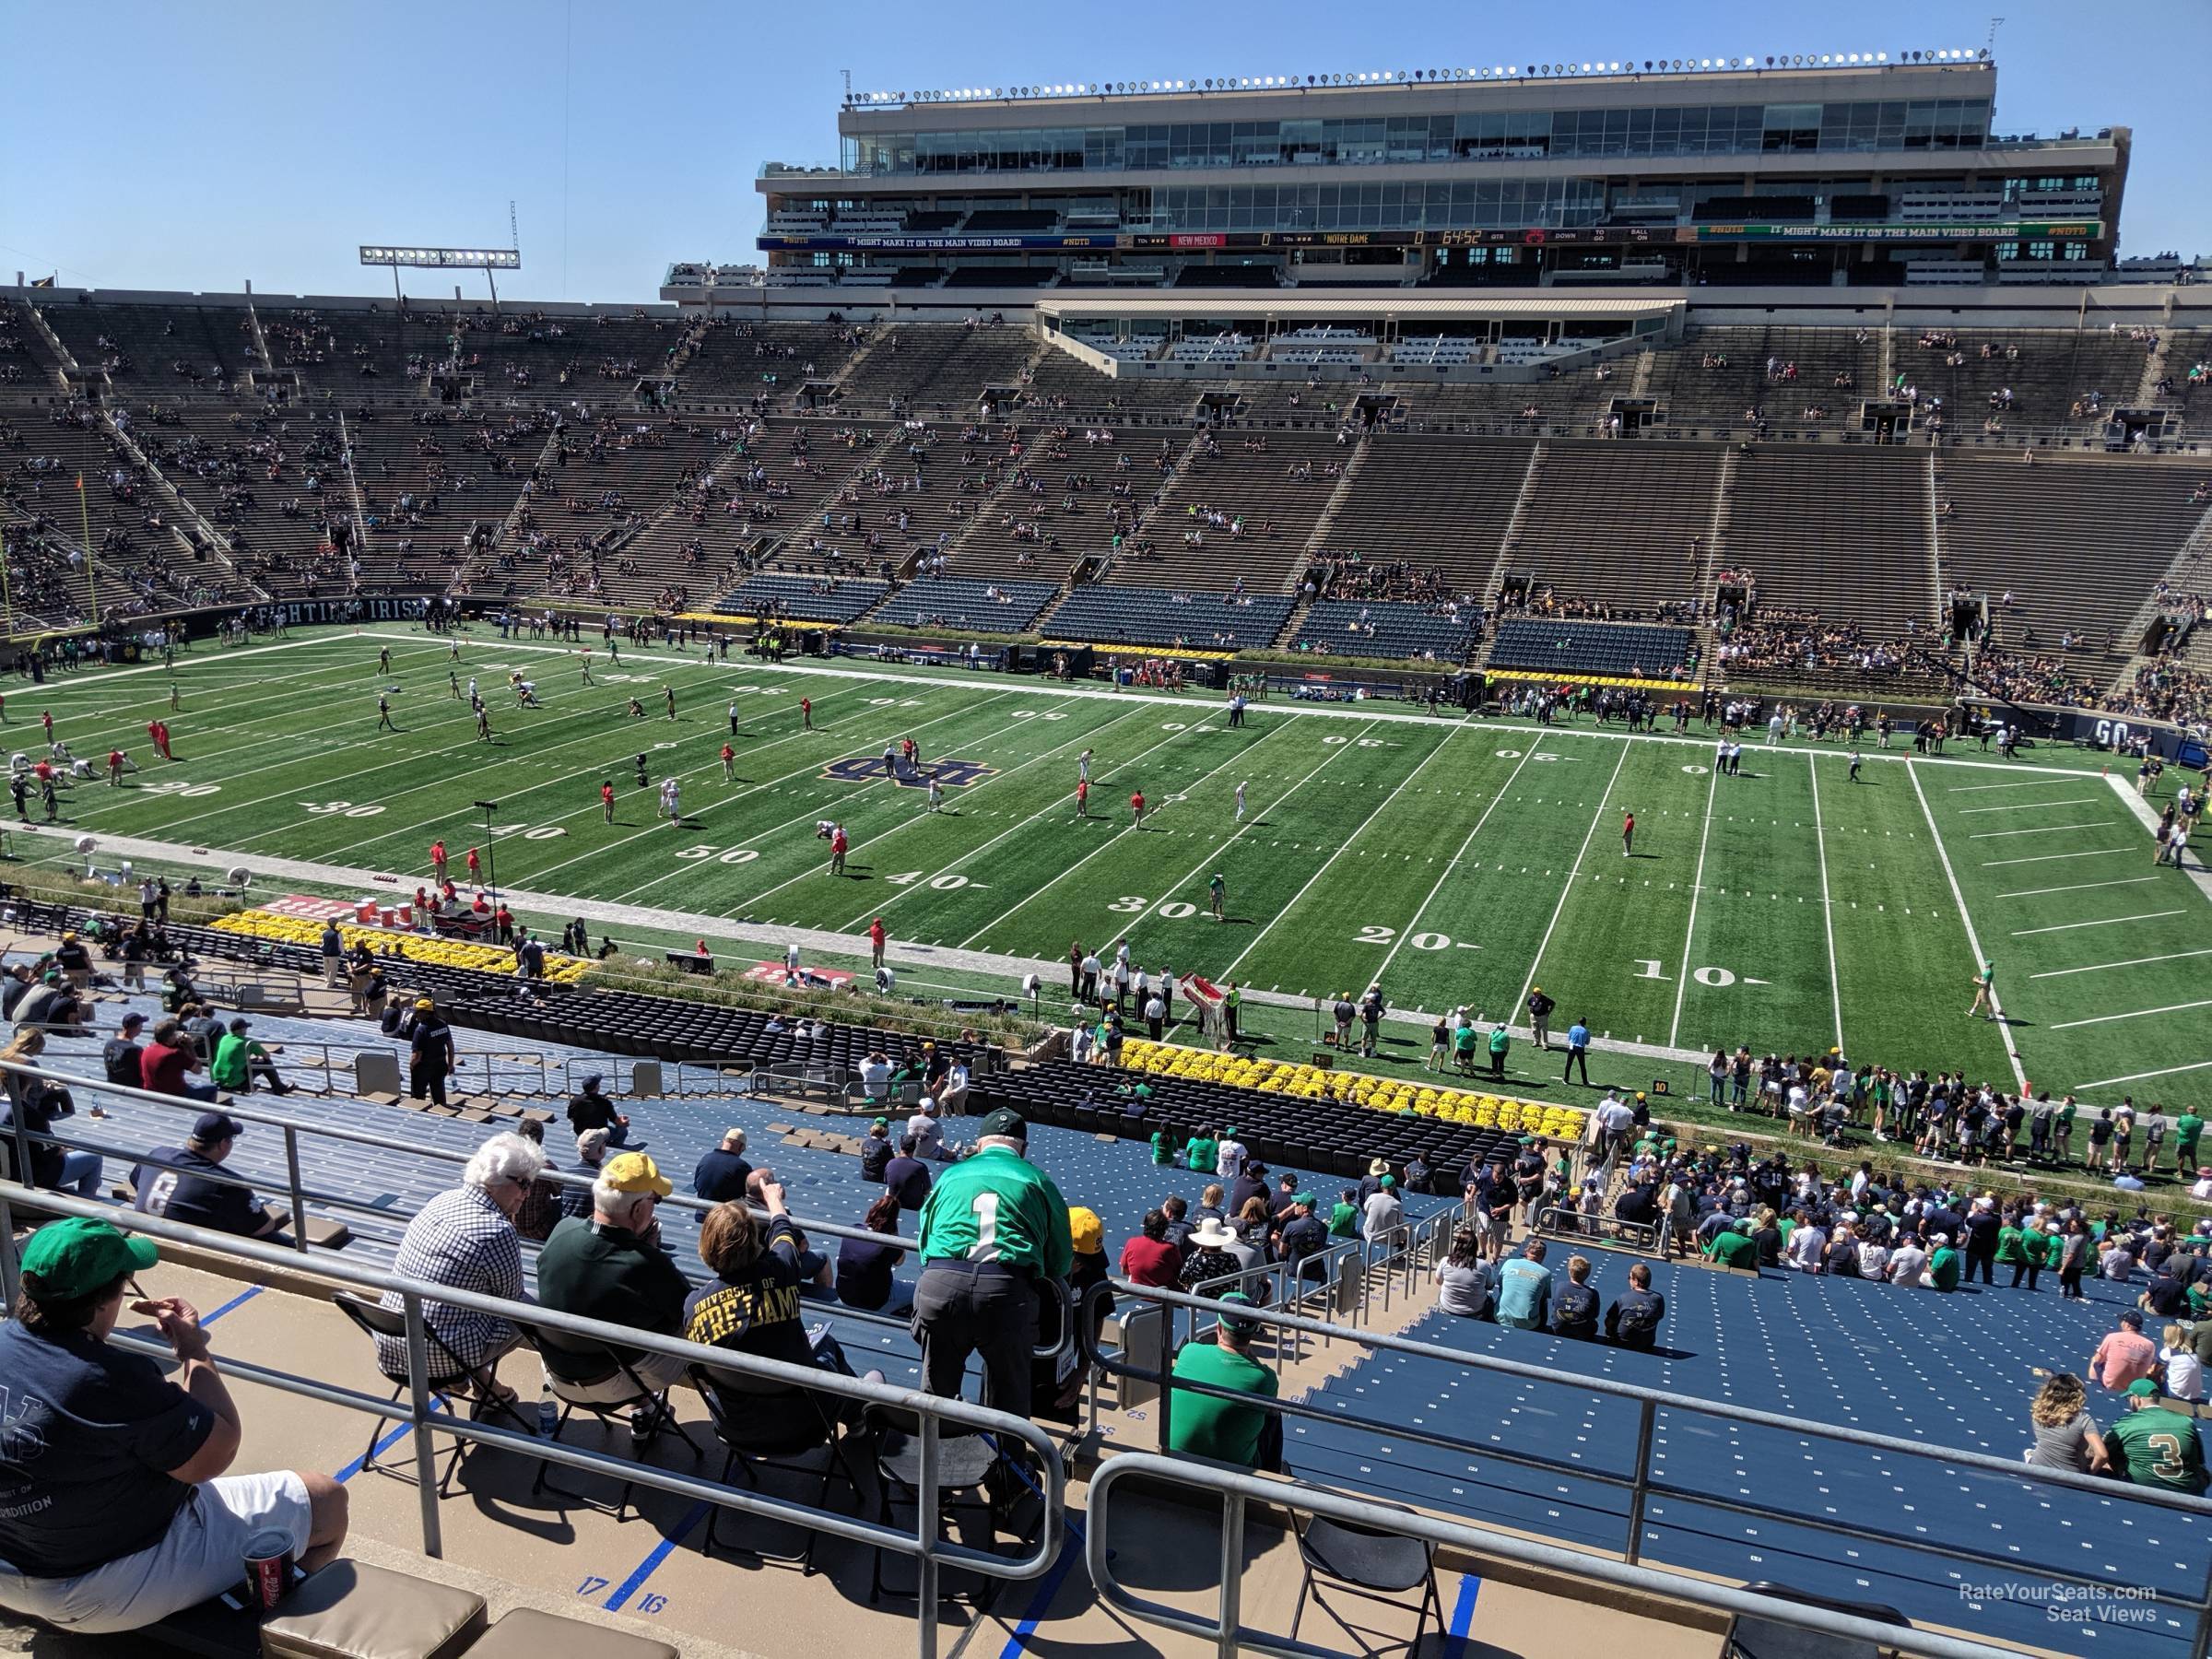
[600,781,616,824]
[1622,810,1636,856]
[1076,777,1089,818]
[721,742,736,781]
[465,847,482,883]
[800,696,812,730]
[430,840,448,883]
[1130,788,1147,827]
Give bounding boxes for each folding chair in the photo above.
[690,1365,868,1576]
[863,1403,1004,1608]
[1288,1495,1445,1659]
[514,1322,704,1523]
[331,1293,530,1496]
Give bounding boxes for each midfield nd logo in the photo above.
[821,755,996,790]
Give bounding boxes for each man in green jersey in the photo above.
[912,1109,1072,1417]
[2105,1377,2209,1494]
[1703,1225,1759,1270]
[1166,1291,1280,1470]
[2174,1107,2205,1176]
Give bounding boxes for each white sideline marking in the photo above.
[2009,911,2183,936]
[1806,753,1844,1051]
[2028,948,2212,981]
[1981,849,2135,868]
[1518,744,1632,1031]
[2074,1058,2212,1089]
[1996,876,2162,900]
[1906,759,2024,1089]
[2053,999,2212,1032]
[1967,822,2118,840]
[1957,798,2100,815]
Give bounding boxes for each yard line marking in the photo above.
[2103,767,2212,913]
[956,718,1303,951]
[1520,743,1632,1030]
[1907,759,2024,1089]
[1967,822,2118,839]
[1996,876,2163,900]
[722,702,1149,918]
[1807,753,1844,1051]
[2028,947,2212,981]
[2053,999,2212,1031]
[1217,724,1462,982]
[2010,910,2183,936]
[2073,1058,2212,1089]
[1374,740,1547,984]
[1664,752,1723,1049]
[1980,848,2135,868]
[559,691,1027,897]
[1957,798,2100,814]
[1947,778,2078,793]
[1035,719,1367,957]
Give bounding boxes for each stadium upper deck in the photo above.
[712,54,2134,299]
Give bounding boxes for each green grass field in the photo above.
[14,624,2211,1106]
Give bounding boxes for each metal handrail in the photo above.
[1077,1277,2212,1653]
[1085,1453,2034,1659]
[0,1057,1072,1358]
[0,1182,1064,1659]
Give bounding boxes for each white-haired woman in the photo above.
[375,1131,544,1406]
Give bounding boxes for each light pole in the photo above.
[473,801,500,921]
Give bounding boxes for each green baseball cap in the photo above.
[21,1217,159,1300]
[2126,1377,2160,1399]
[1293,1191,1316,1206]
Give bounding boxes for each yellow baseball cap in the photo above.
[601,1152,672,1198]
[1067,1206,1103,1255]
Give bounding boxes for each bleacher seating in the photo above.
[1487,617,1692,677]
[1320,436,1535,593]
[717,571,888,623]
[1508,441,1720,618]
[870,576,1058,632]
[1288,601,1477,662]
[1107,431,1349,594]
[1039,584,1293,649]
[1724,447,1936,634]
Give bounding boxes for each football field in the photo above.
[17,626,2212,1103]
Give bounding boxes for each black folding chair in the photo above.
[514,1321,704,1523]
[1288,1494,1445,1659]
[689,1365,869,1576]
[863,1403,1005,1609]
[331,1293,531,1496]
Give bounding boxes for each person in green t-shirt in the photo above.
[1487,1023,1510,1081]
[209,1018,292,1096]
[2054,1097,2077,1164]
[912,1109,1073,1418]
[1326,1189,1361,1239]
[1927,1236,1963,1291]
[2105,1377,2210,1495]
[2174,1109,2204,1174]
[1184,1128,1218,1177]
[1705,1228,1759,1270]
[1453,1023,1479,1076]
[1166,1293,1280,1470]
[1150,1131,1173,1166]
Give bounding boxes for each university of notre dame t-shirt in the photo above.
[0,1321,214,1577]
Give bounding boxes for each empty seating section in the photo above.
[1108,431,1347,592]
[942,425,1114,580]
[1938,455,2208,658]
[1901,326,2164,425]
[42,301,246,388]
[1644,324,1771,429]
[969,1060,1506,1188]
[1040,585,1293,649]
[831,324,1033,413]
[1509,441,1719,617]
[1020,347,1196,420]
[1392,335,1484,366]
[1725,448,1936,633]
[1488,617,1691,677]
[871,576,1058,632]
[1167,335,1257,362]
[718,570,888,622]
[442,311,686,394]
[677,319,871,396]
[1289,601,1476,662]
[1322,436,1534,593]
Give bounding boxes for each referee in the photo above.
[912,1108,1072,1416]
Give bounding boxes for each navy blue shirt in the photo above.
[835,1235,903,1311]
[0,1322,214,1577]
[690,1150,753,1204]
[131,1147,265,1237]
[884,1155,932,1212]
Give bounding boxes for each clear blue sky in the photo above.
[3,0,2204,303]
